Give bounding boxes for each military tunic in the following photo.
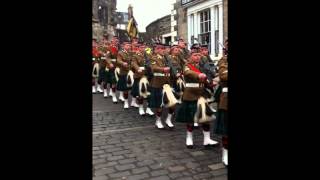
[148,54,170,108]
[92,47,101,85]
[116,50,132,91]
[214,56,228,135]
[98,45,108,84]
[104,45,118,84]
[130,52,147,97]
[176,62,207,123]
[167,54,184,91]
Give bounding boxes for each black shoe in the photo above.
[186,145,193,149]
[204,143,220,148]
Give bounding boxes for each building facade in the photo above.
[92,0,117,41]
[161,3,179,44]
[146,15,171,45]
[175,0,188,43]
[223,0,228,43]
[184,0,224,58]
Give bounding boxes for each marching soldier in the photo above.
[176,51,219,148]
[162,44,185,125]
[128,43,140,108]
[116,41,133,109]
[148,44,173,129]
[104,36,119,103]
[214,39,228,166]
[97,39,108,95]
[131,43,154,116]
[92,38,102,93]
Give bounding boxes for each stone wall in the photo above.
[146,15,171,43]
[92,0,117,41]
[175,0,188,42]
[223,0,228,42]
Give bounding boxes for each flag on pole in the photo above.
[127,17,138,39]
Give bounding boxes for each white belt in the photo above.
[139,67,145,70]
[101,57,106,60]
[154,73,169,77]
[185,83,200,88]
[222,87,228,92]
[111,59,116,62]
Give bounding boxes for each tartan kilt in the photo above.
[148,87,163,108]
[175,100,197,123]
[214,110,228,136]
[104,69,117,84]
[130,78,140,97]
[98,68,106,83]
[116,75,131,91]
[214,85,222,103]
[171,80,179,92]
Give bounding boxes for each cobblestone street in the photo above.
[93,93,227,180]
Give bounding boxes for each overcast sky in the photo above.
[117,0,176,32]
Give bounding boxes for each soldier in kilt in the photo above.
[116,41,133,109]
[163,44,185,127]
[97,40,108,95]
[148,44,172,129]
[214,41,228,166]
[104,36,119,103]
[92,38,102,93]
[176,51,219,148]
[127,44,140,108]
[130,43,154,116]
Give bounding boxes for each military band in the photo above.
[92,36,228,166]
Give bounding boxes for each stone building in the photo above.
[174,0,188,43]
[146,15,171,45]
[92,0,117,41]
[174,0,227,59]
[223,0,228,42]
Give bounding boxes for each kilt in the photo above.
[104,69,116,84]
[130,78,140,97]
[148,87,163,108]
[116,75,131,91]
[172,80,178,92]
[98,68,105,84]
[214,110,228,136]
[213,85,222,103]
[175,100,197,123]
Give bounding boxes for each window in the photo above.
[123,14,128,22]
[181,0,195,5]
[199,9,211,53]
[199,9,211,34]
[98,6,108,26]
